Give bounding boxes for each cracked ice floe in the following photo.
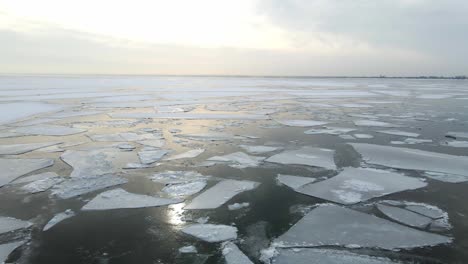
[0,241,25,263]
[349,143,468,182]
[377,204,433,228]
[354,133,374,139]
[81,188,181,211]
[150,171,211,185]
[222,242,254,264]
[274,204,451,249]
[271,248,400,264]
[110,112,268,120]
[181,224,237,242]
[0,158,54,187]
[265,147,336,170]
[12,172,58,184]
[0,142,61,155]
[43,209,75,231]
[353,120,400,127]
[0,217,32,235]
[61,149,137,178]
[162,181,207,198]
[377,130,420,138]
[239,145,280,154]
[164,149,205,161]
[275,119,327,127]
[11,125,86,136]
[21,177,64,194]
[276,174,316,190]
[295,168,426,205]
[204,152,265,169]
[304,127,356,135]
[138,148,169,164]
[184,180,259,209]
[51,175,128,199]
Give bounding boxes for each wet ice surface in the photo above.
[1,76,468,263]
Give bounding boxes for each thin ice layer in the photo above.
[0,142,61,155]
[185,180,259,209]
[275,204,451,249]
[222,242,254,264]
[266,147,336,170]
[181,224,237,242]
[350,143,468,180]
[295,168,427,205]
[82,188,181,210]
[0,158,54,187]
[272,248,400,264]
[51,175,128,199]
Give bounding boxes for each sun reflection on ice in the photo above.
[167,202,186,226]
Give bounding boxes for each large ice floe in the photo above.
[350,143,468,182]
[274,204,451,249]
[0,241,25,263]
[164,149,205,161]
[269,248,401,264]
[0,102,62,125]
[276,174,316,190]
[275,119,328,127]
[222,242,254,264]
[0,142,61,155]
[0,216,31,235]
[149,171,211,185]
[0,158,54,187]
[51,174,128,199]
[81,188,181,210]
[181,224,237,242]
[21,177,64,194]
[377,204,433,228]
[204,152,265,169]
[292,168,427,204]
[265,147,336,170]
[138,148,169,164]
[184,180,259,209]
[353,120,400,127]
[61,149,137,177]
[11,124,86,136]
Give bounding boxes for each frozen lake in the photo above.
[0,75,468,263]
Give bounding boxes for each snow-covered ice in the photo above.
[185,180,259,209]
[181,224,237,242]
[82,188,181,210]
[0,158,54,187]
[266,147,336,170]
[295,167,427,204]
[354,133,374,139]
[0,102,62,125]
[274,204,451,249]
[43,209,75,231]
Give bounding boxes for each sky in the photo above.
[1,0,467,76]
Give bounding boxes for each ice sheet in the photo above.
[0,217,31,235]
[266,147,336,170]
[275,204,451,249]
[0,102,62,125]
[181,224,237,242]
[295,168,427,204]
[304,127,356,135]
[222,242,254,264]
[12,172,58,184]
[0,142,61,155]
[0,158,54,187]
[150,171,211,185]
[110,112,268,120]
[82,188,181,210]
[277,174,316,190]
[185,180,259,209]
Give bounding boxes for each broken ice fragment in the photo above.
[276,174,316,190]
[271,248,400,264]
[266,147,336,170]
[181,224,237,242]
[377,204,432,228]
[377,130,420,138]
[136,139,166,148]
[21,177,64,194]
[0,142,61,155]
[350,143,468,181]
[138,149,169,164]
[185,180,259,209]
[0,158,54,187]
[227,202,250,211]
[12,125,86,136]
[353,120,400,127]
[239,145,280,154]
[150,171,210,185]
[43,209,75,231]
[222,242,254,264]
[164,149,205,161]
[178,245,197,254]
[274,204,451,249]
[12,172,58,184]
[0,241,25,263]
[206,152,265,169]
[0,217,31,235]
[295,168,426,205]
[304,127,356,135]
[354,134,374,139]
[276,119,328,127]
[51,175,128,199]
[82,188,181,211]
[162,181,207,197]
